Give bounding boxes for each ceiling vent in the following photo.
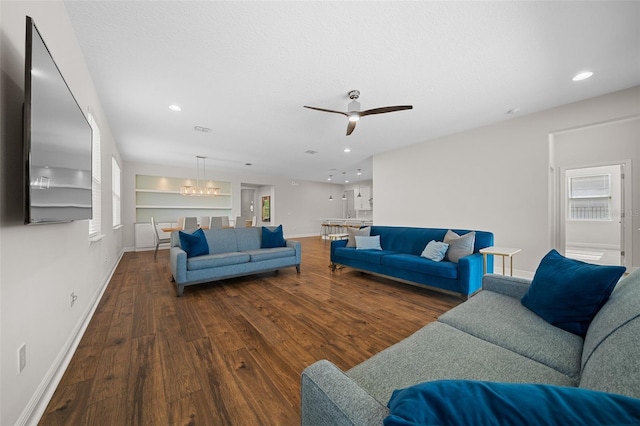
[194,126,212,133]
[304,150,318,155]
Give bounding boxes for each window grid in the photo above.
[568,174,611,221]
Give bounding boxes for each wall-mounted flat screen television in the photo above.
[23,16,92,224]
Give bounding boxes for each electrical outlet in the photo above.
[18,343,26,373]
[69,292,78,308]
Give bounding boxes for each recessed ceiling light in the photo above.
[572,71,593,81]
[168,104,182,112]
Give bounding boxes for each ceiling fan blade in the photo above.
[304,106,348,117]
[359,105,413,117]
[346,119,357,136]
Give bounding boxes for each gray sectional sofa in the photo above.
[301,270,640,425]
[169,227,300,296]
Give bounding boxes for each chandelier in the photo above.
[180,156,220,196]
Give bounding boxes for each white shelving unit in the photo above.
[135,174,232,222]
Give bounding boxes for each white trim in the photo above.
[88,233,105,243]
[19,249,126,426]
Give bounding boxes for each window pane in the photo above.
[88,113,101,236]
[112,157,121,227]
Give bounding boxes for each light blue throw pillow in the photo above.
[421,240,449,262]
[355,235,382,250]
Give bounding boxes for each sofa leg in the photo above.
[296,265,301,273]
[170,275,175,282]
[176,285,184,297]
[330,263,337,272]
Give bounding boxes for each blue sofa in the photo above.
[169,227,301,296]
[330,226,494,297]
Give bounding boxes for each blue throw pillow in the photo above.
[261,225,286,248]
[521,249,625,337]
[385,380,640,426]
[178,228,209,258]
[421,240,449,262]
[355,235,382,250]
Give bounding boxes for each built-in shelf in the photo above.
[135,174,232,222]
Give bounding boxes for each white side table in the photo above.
[479,246,522,276]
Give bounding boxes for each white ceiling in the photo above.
[64,1,640,183]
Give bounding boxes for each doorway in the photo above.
[561,164,625,266]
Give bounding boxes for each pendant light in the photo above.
[357,169,362,198]
[328,174,333,201]
[181,156,220,196]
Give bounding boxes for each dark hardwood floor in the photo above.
[39,236,461,425]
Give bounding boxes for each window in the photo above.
[568,174,611,220]
[88,113,101,236]
[112,157,121,227]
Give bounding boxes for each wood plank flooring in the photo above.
[39,237,461,425]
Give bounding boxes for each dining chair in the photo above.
[199,216,211,228]
[221,216,230,228]
[235,216,244,228]
[251,216,257,227]
[151,217,170,261]
[176,216,185,229]
[183,217,198,229]
[210,216,223,228]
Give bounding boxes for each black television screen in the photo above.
[23,16,92,224]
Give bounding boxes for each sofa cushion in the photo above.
[179,228,209,258]
[521,249,626,337]
[244,247,295,262]
[234,227,261,251]
[334,247,393,265]
[439,290,583,378]
[347,226,370,247]
[385,380,640,426]
[187,252,250,270]
[381,254,458,279]
[580,268,640,398]
[355,235,382,250]
[444,229,475,262]
[347,322,577,405]
[421,240,449,262]
[261,225,286,248]
[205,228,239,254]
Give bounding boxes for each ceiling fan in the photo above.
[304,90,412,136]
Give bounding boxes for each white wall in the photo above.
[0,2,124,425]
[123,161,344,247]
[374,87,640,275]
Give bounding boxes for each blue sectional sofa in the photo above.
[330,226,494,297]
[169,227,301,296]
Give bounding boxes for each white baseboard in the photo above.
[21,248,126,426]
